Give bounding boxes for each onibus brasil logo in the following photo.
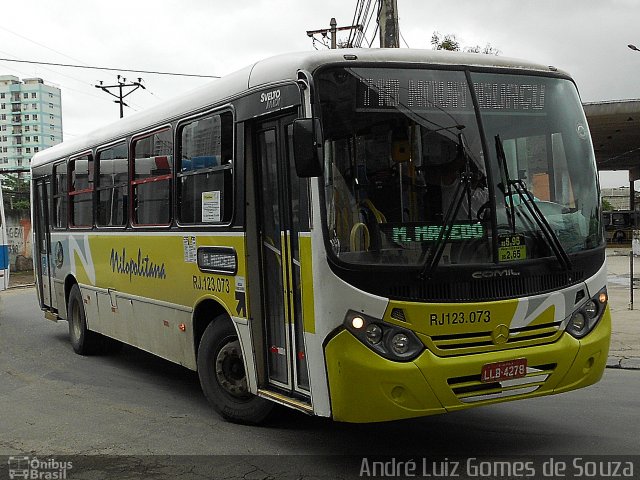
[8,457,72,480]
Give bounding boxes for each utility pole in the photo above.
[95,75,145,118]
[379,0,400,48]
[330,17,337,49]
[307,18,363,49]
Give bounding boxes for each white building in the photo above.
[601,186,640,211]
[0,75,62,174]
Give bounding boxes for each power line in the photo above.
[0,29,158,107]
[357,0,379,47]
[0,57,219,79]
[0,25,89,67]
[348,0,366,47]
[0,51,138,106]
[400,29,410,48]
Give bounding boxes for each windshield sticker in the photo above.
[498,234,527,262]
[577,123,587,139]
[183,236,197,263]
[202,191,221,223]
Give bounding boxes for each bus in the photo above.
[30,49,610,424]
[0,177,9,291]
[602,209,639,244]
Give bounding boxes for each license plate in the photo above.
[481,358,527,383]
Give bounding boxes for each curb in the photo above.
[606,356,640,370]
[7,283,36,290]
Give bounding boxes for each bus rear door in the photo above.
[33,178,53,308]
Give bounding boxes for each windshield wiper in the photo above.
[419,135,475,280]
[495,135,517,233]
[495,135,572,270]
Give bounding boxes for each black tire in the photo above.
[197,316,273,424]
[67,283,104,355]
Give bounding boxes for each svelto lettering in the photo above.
[260,89,281,110]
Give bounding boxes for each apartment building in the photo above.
[0,75,62,174]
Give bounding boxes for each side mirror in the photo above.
[292,118,323,178]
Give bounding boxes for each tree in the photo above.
[431,31,460,51]
[464,43,501,56]
[431,31,500,55]
[1,174,30,212]
[602,198,614,211]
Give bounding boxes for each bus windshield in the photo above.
[317,67,602,268]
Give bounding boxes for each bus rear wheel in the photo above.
[197,317,273,424]
[67,284,104,355]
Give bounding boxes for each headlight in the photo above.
[365,324,383,345]
[583,300,598,319]
[390,333,410,355]
[570,312,586,332]
[343,310,424,361]
[566,287,607,339]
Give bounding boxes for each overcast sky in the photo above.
[2,0,639,187]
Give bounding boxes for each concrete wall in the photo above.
[5,210,32,271]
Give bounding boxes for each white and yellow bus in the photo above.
[31,49,610,424]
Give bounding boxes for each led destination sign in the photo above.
[382,223,485,243]
[356,76,546,112]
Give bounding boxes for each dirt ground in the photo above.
[7,269,35,287]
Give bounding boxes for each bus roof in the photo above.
[30,48,567,169]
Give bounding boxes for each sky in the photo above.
[2,0,639,188]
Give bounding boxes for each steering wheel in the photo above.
[476,200,492,222]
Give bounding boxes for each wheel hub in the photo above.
[215,339,249,398]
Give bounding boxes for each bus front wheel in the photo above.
[197,317,273,424]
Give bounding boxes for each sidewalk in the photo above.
[605,248,640,369]
[6,253,639,369]
[7,269,35,288]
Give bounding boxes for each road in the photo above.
[1,287,638,479]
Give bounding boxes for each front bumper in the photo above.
[325,307,611,423]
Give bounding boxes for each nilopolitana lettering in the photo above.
[110,248,167,281]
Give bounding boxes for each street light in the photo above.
[629,44,640,52]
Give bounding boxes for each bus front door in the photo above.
[256,114,311,397]
[33,179,53,308]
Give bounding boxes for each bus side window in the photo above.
[96,142,128,227]
[177,111,233,224]
[53,161,68,229]
[132,129,173,226]
[69,154,94,228]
